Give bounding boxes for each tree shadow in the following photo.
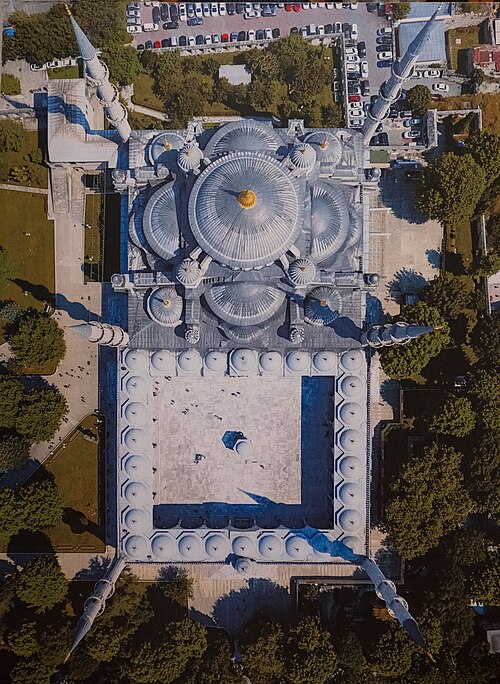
[62,507,104,541]
[425,249,442,270]
[11,279,98,321]
[386,268,428,303]
[330,315,363,341]
[378,178,427,225]
[72,555,112,581]
[366,293,389,326]
[0,558,17,581]
[7,529,55,558]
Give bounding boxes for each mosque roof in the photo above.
[308,181,350,264]
[303,130,342,165]
[204,119,283,156]
[142,183,180,261]
[205,282,286,326]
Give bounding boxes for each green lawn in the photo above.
[133,72,166,112]
[447,26,480,74]
[0,129,48,189]
[47,65,80,80]
[0,189,55,341]
[84,193,103,282]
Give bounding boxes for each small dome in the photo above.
[176,259,202,287]
[367,273,380,286]
[205,534,229,559]
[177,350,202,372]
[152,534,176,560]
[285,535,311,560]
[111,273,126,288]
[338,482,363,507]
[235,557,252,574]
[312,351,337,373]
[259,351,282,373]
[112,168,127,182]
[288,258,316,287]
[286,350,310,373]
[125,535,148,559]
[258,534,282,559]
[204,351,227,373]
[290,326,305,344]
[185,327,200,344]
[124,428,148,451]
[303,130,342,165]
[124,508,150,533]
[340,349,364,371]
[338,455,363,480]
[147,286,183,327]
[149,131,186,165]
[125,375,148,399]
[177,142,203,173]
[232,535,254,556]
[234,438,253,457]
[178,534,202,559]
[339,402,364,426]
[230,348,257,373]
[124,349,148,371]
[305,287,342,326]
[340,375,364,398]
[290,142,316,169]
[338,509,363,533]
[124,455,151,480]
[339,429,365,453]
[151,350,175,372]
[206,282,286,327]
[124,481,149,506]
[124,401,148,426]
[340,535,363,554]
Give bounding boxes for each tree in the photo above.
[464,431,500,513]
[321,103,343,128]
[334,630,366,675]
[470,550,500,605]
[0,434,30,473]
[470,369,500,430]
[8,310,66,372]
[393,2,411,21]
[284,616,337,684]
[184,634,246,684]
[16,556,68,613]
[86,625,122,662]
[0,299,21,325]
[159,566,194,606]
[486,212,500,254]
[471,68,484,87]
[0,245,13,288]
[10,659,54,684]
[0,120,25,152]
[473,313,500,369]
[380,302,450,380]
[407,85,432,115]
[470,253,500,279]
[7,621,38,656]
[248,78,277,112]
[368,627,415,678]
[384,444,473,559]
[21,478,64,529]
[0,376,24,429]
[420,273,474,319]
[1,73,21,95]
[417,153,487,228]
[16,387,68,444]
[102,42,142,86]
[430,396,476,436]
[243,621,285,684]
[467,130,500,185]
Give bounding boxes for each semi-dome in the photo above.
[340,375,364,398]
[150,349,175,372]
[234,438,253,457]
[258,534,282,559]
[124,455,151,480]
[204,119,283,157]
[305,287,342,326]
[124,349,148,371]
[124,508,150,532]
[205,534,229,559]
[340,535,363,554]
[259,351,282,373]
[338,482,363,507]
[303,130,342,165]
[176,259,202,287]
[312,351,337,373]
[339,429,365,453]
[288,258,316,287]
[290,142,316,172]
[125,375,148,399]
[338,509,363,533]
[152,534,176,560]
[125,535,149,559]
[177,349,202,372]
[230,348,257,373]
[338,455,363,480]
[235,557,252,574]
[286,350,310,373]
[188,152,302,270]
[206,282,285,326]
[147,286,183,327]
[339,401,364,426]
[148,131,186,165]
[177,142,203,173]
[178,534,202,559]
[232,535,254,557]
[142,183,180,261]
[124,428,148,451]
[221,323,266,343]
[309,181,350,264]
[340,349,364,371]
[285,535,311,560]
[124,401,148,426]
[124,481,149,506]
[204,351,227,373]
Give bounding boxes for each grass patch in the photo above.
[447,26,480,74]
[47,65,80,79]
[0,129,48,188]
[133,72,166,112]
[0,189,54,341]
[84,193,103,282]
[436,93,500,134]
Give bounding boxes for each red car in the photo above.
[221,33,229,43]
[153,40,161,49]
[349,95,361,103]
[293,2,301,11]
[285,3,293,9]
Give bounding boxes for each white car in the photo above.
[346,63,359,73]
[179,4,187,21]
[423,69,441,78]
[211,3,218,16]
[361,61,369,78]
[310,2,318,8]
[247,29,256,40]
[351,23,358,40]
[300,27,308,37]
[433,82,450,92]
[346,54,360,63]
[317,25,325,36]
[127,17,141,25]
[202,3,211,16]
[30,63,46,71]
[205,34,212,44]
[334,3,343,8]
[350,2,358,8]
[349,117,365,127]
[218,3,226,15]
[265,28,272,40]
[302,2,310,8]
[126,9,140,17]
[188,35,195,46]
[212,33,220,43]
[345,47,357,55]
[127,25,142,33]
[195,5,203,18]
[326,2,335,8]
[349,102,363,109]
[378,27,392,36]
[378,51,393,60]
[334,22,341,33]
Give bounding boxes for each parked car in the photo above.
[187,16,203,25]
[300,27,308,37]
[230,32,239,42]
[195,4,204,18]
[212,33,220,44]
[247,29,256,40]
[164,21,179,29]
[256,28,265,39]
[403,117,422,127]
[196,34,204,44]
[210,3,218,16]
[205,34,212,44]
[347,85,361,95]
[346,63,360,73]
[324,23,333,34]
[377,27,392,36]
[423,69,440,78]
[238,30,247,40]
[161,38,169,47]
[145,40,153,49]
[378,51,393,60]
[361,61,369,78]
[160,2,170,19]
[349,101,363,110]
[170,35,178,47]
[127,17,141,25]
[170,3,179,20]
[376,36,392,45]
[179,35,187,46]
[152,6,161,23]
[433,82,449,92]
[202,3,211,16]
[272,27,280,38]
[349,94,361,102]
[346,54,359,63]
[30,63,45,71]
[345,47,357,55]
[351,23,358,39]
[127,25,142,33]
[357,41,366,57]
[265,28,272,39]
[179,4,187,20]
[218,2,227,15]
[402,129,421,139]
[153,39,161,49]
[377,59,393,68]
[126,9,140,18]
[334,21,341,33]
[188,35,195,46]
[361,79,370,96]
[227,2,236,14]
[236,2,245,12]
[137,43,145,50]
[349,117,364,127]
[127,2,141,9]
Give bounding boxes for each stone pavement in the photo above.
[0,183,48,193]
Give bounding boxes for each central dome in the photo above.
[188,152,302,270]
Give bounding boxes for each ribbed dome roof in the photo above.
[338,482,363,507]
[125,535,149,559]
[339,401,364,426]
[312,351,337,373]
[124,402,147,426]
[305,287,342,326]
[339,429,365,453]
[124,349,148,371]
[259,351,282,373]
[303,130,342,165]
[150,350,175,372]
[286,350,310,373]
[178,534,202,559]
[340,349,364,371]
[340,375,364,398]
[230,348,257,373]
[221,323,266,343]
[290,142,316,171]
[124,509,150,533]
[152,534,175,560]
[258,534,282,559]
[205,534,229,559]
[176,259,201,286]
[147,286,183,327]
[177,349,202,372]
[124,454,151,480]
[124,429,148,451]
[206,282,285,326]
[188,152,302,270]
[204,119,283,156]
[177,142,203,173]
[338,509,363,533]
[124,481,148,506]
[288,258,316,287]
[142,183,180,261]
[338,455,363,480]
[204,351,227,372]
[285,535,310,559]
[148,131,186,165]
[125,375,148,399]
[309,181,349,264]
[232,535,254,556]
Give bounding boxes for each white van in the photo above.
[142,23,159,32]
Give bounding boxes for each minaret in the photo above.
[70,321,129,347]
[361,322,434,348]
[362,6,441,142]
[65,5,131,142]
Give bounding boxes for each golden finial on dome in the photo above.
[163,140,172,150]
[320,299,328,307]
[162,298,172,308]
[237,189,257,209]
[320,138,329,150]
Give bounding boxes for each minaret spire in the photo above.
[362,6,442,142]
[361,322,434,348]
[65,4,131,142]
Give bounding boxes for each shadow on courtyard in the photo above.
[12,279,99,321]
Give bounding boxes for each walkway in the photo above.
[0,182,48,193]
[121,84,168,121]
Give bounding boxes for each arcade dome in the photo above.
[259,534,282,559]
[124,428,148,451]
[205,534,229,559]
[285,535,310,560]
[204,351,227,373]
[312,351,337,373]
[152,534,176,560]
[148,131,186,165]
[338,482,363,507]
[177,349,202,372]
[338,509,363,533]
[338,455,363,480]
[232,535,254,556]
[286,350,310,373]
[340,535,363,554]
[178,534,202,559]
[124,455,151,480]
[124,481,148,506]
[340,349,364,371]
[124,349,148,371]
[230,348,257,373]
[206,282,285,326]
[234,438,253,457]
[124,401,147,426]
[176,259,202,287]
[125,535,149,559]
[177,142,203,173]
[147,286,183,327]
[339,429,365,453]
[124,509,149,533]
[125,375,148,399]
[339,401,364,426]
[259,351,282,373]
[340,375,364,398]
[150,350,175,372]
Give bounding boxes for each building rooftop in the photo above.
[398,20,447,64]
[218,64,252,85]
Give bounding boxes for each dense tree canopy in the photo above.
[393,2,412,20]
[473,312,500,369]
[407,84,432,115]
[420,273,474,319]
[159,566,194,606]
[368,627,415,678]
[470,253,500,279]
[0,120,25,153]
[0,478,63,536]
[485,212,500,254]
[284,616,337,684]
[15,386,68,443]
[467,130,500,184]
[102,42,142,86]
[8,309,66,372]
[470,550,500,605]
[430,396,476,436]
[16,556,68,613]
[463,431,500,513]
[0,434,30,473]
[243,620,285,684]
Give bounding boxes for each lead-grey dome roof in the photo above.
[142,183,180,261]
[309,181,350,264]
[305,287,342,326]
[288,258,316,287]
[147,286,183,327]
[303,130,342,165]
[177,142,203,173]
[220,323,266,343]
[148,131,186,165]
[188,152,302,270]
[204,119,283,157]
[205,282,285,326]
[290,142,316,171]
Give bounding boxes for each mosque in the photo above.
[52,6,438,655]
